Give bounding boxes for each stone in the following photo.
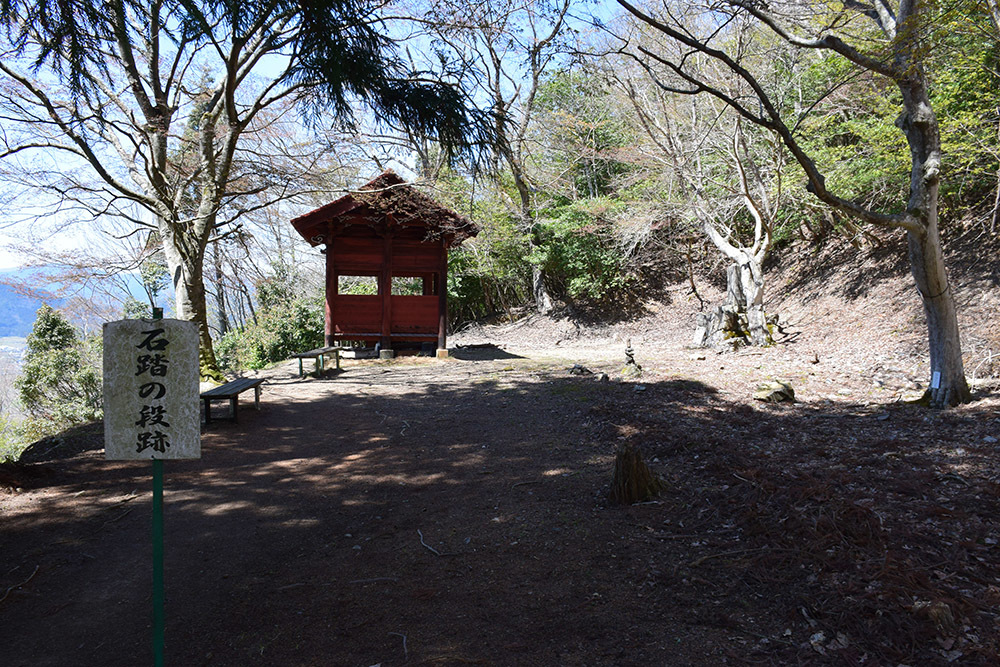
[103,318,200,460]
[753,380,795,403]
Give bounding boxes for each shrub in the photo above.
[0,414,26,462]
[538,199,640,306]
[15,304,102,440]
[216,269,325,372]
[447,210,533,324]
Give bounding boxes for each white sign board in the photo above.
[103,319,201,460]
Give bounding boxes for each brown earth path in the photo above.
[1,346,746,666]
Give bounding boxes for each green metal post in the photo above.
[152,460,164,666]
[152,306,165,666]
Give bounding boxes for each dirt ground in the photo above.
[2,234,1000,666]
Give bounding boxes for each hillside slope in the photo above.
[454,226,1000,394]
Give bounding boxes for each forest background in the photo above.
[1,0,999,456]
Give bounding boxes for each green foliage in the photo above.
[928,10,1000,215]
[215,266,324,371]
[533,69,636,200]
[0,414,27,463]
[26,303,78,354]
[391,276,424,295]
[795,55,910,213]
[256,263,299,311]
[537,199,638,305]
[338,276,378,295]
[15,305,102,437]
[448,221,532,323]
[122,296,151,319]
[139,251,169,308]
[786,10,1000,222]
[441,177,533,324]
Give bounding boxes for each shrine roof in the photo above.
[290,170,478,247]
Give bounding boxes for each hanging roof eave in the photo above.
[290,170,479,248]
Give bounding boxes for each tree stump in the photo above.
[609,442,666,505]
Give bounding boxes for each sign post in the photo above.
[152,457,164,666]
[103,314,200,665]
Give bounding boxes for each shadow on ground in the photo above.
[2,355,997,666]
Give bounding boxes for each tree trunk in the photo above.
[520,197,553,315]
[992,163,1000,235]
[897,67,969,408]
[907,225,970,406]
[609,442,665,505]
[532,264,553,314]
[694,259,772,349]
[161,226,223,382]
[737,261,771,347]
[212,243,230,337]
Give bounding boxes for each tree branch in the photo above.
[614,0,921,233]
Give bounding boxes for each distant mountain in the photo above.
[0,268,165,338]
[0,279,63,338]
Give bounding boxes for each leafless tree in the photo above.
[415,0,572,313]
[612,43,786,346]
[611,0,970,406]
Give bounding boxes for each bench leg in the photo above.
[316,355,323,377]
[230,396,238,423]
[254,386,261,410]
[204,398,212,425]
[335,348,340,370]
[298,358,304,378]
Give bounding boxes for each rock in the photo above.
[753,380,795,403]
[691,325,707,347]
[568,364,592,375]
[622,339,642,378]
[596,373,610,382]
[621,363,643,378]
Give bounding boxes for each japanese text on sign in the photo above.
[104,319,200,460]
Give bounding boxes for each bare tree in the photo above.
[611,0,970,406]
[614,47,785,347]
[418,0,572,313]
[1,0,487,378]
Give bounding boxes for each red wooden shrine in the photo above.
[290,171,478,353]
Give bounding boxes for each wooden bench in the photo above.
[200,377,264,424]
[290,346,340,378]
